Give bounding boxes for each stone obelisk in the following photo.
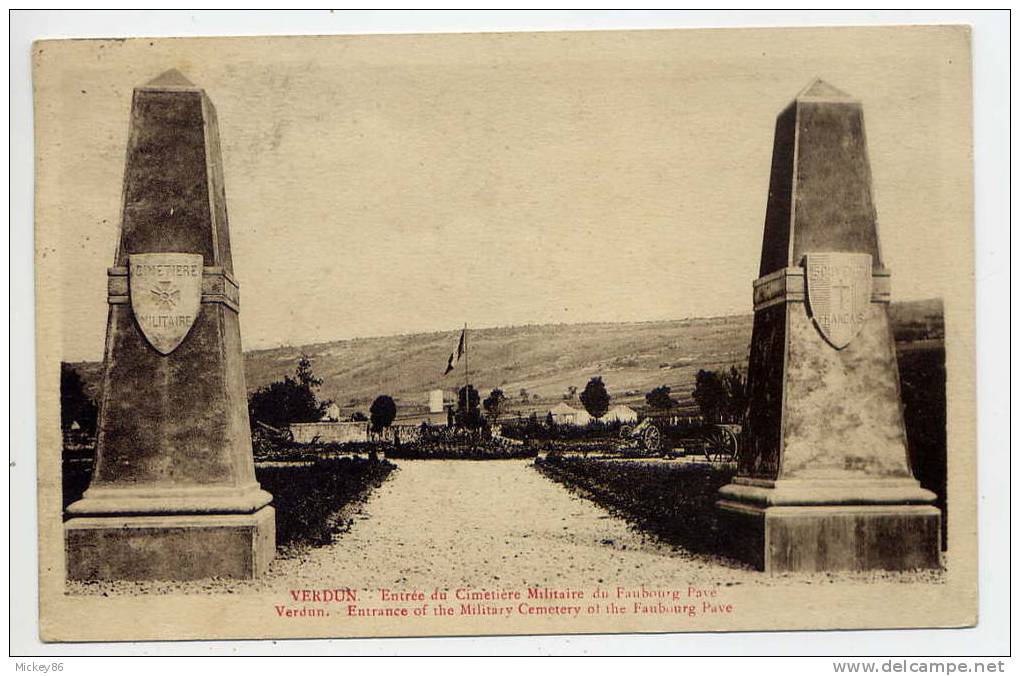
[716,80,940,572]
[65,71,275,580]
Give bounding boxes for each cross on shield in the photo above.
[804,252,873,349]
[129,253,203,355]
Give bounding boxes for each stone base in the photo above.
[65,506,275,581]
[716,500,941,573]
[66,483,273,516]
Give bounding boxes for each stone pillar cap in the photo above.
[140,69,201,91]
[795,78,857,102]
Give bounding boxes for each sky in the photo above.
[33,27,972,362]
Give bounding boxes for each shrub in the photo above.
[498,416,623,443]
[483,388,508,422]
[62,454,396,555]
[60,364,98,435]
[645,385,675,410]
[457,385,482,428]
[248,356,331,428]
[897,341,947,548]
[692,366,746,423]
[369,395,397,433]
[388,436,535,460]
[257,457,395,552]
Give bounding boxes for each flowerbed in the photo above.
[535,455,736,556]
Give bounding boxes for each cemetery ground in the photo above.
[61,326,945,594]
[65,452,944,597]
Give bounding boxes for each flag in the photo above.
[444,328,465,375]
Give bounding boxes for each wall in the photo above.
[288,421,425,445]
[290,421,369,444]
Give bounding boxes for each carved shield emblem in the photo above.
[129,253,203,355]
[804,252,873,349]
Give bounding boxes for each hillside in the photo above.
[244,313,753,415]
[67,299,942,417]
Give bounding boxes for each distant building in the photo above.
[603,405,639,424]
[549,402,592,426]
[322,402,342,422]
[428,389,445,414]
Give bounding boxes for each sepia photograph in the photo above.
[23,18,990,648]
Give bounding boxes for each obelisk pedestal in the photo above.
[716,80,941,573]
[64,71,275,580]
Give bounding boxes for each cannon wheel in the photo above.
[703,426,738,463]
[641,425,662,454]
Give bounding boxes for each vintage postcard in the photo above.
[34,26,976,642]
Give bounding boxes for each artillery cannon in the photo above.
[251,420,294,454]
[620,412,741,462]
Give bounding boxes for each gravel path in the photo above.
[67,459,943,596]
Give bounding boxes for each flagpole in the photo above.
[463,322,468,396]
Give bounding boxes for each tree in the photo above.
[563,385,578,400]
[692,367,746,423]
[350,411,368,422]
[295,356,322,390]
[519,388,529,404]
[579,376,611,419]
[692,370,726,422]
[645,385,676,410]
[60,363,98,434]
[721,366,748,422]
[369,395,397,433]
[457,385,482,428]
[482,388,508,422]
[248,356,330,429]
